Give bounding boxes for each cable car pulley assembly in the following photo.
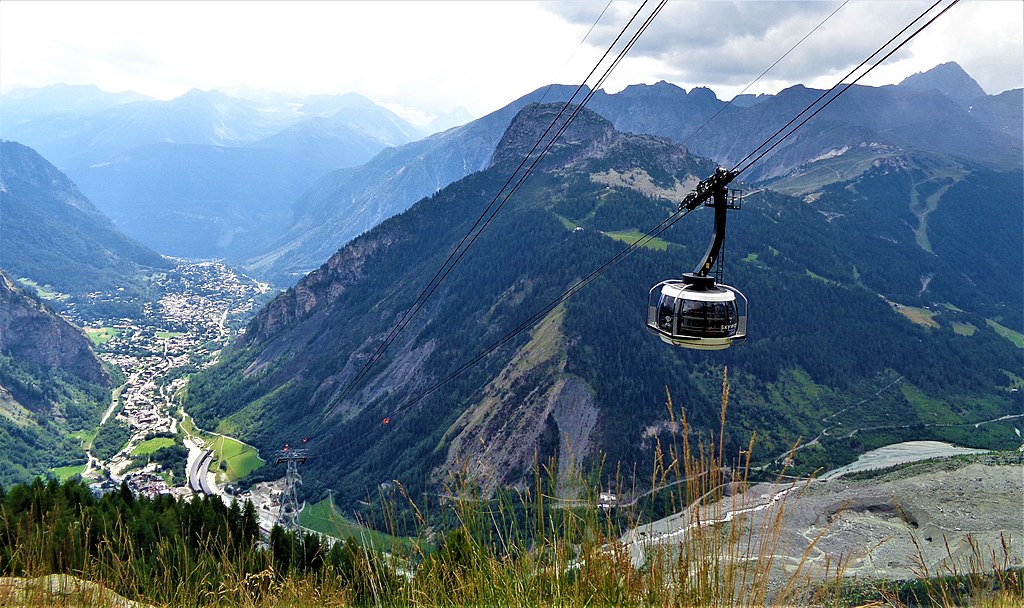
[647,167,748,350]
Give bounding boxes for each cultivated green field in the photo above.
[986,319,1024,348]
[16,278,68,300]
[83,327,122,347]
[888,301,939,329]
[156,331,186,339]
[300,497,419,553]
[602,229,671,251]
[49,464,86,481]
[209,435,264,481]
[69,428,99,449]
[133,437,176,455]
[951,321,977,336]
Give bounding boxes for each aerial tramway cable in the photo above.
[732,0,957,177]
[304,0,960,463]
[304,0,668,441]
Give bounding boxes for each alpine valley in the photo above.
[0,61,1021,592]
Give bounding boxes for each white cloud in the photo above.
[544,0,1023,98]
[1,0,1020,115]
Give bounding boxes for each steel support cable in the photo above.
[305,0,956,463]
[730,0,947,175]
[324,2,651,401]
[733,0,959,177]
[537,0,616,107]
[677,0,850,149]
[421,0,670,295]
[311,1,661,428]
[304,1,665,440]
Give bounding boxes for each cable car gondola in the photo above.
[646,167,748,350]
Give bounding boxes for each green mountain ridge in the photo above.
[0,271,111,486]
[184,104,1022,513]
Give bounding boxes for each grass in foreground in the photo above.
[2,372,1019,606]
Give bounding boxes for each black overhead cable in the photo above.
[732,0,959,177]
[305,0,958,464]
[537,0,616,107]
[304,0,667,441]
[729,0,950,175]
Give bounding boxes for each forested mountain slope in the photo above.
[185,105,1022,511]
[0,271,111,485]
[0,141,170,319]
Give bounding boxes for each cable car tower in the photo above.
[647,167,748,350]
[275,443,307,531]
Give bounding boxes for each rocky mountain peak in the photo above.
[898,61,987,106]
[0,271,109,388]
[488,103,617,168]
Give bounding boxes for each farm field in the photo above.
[300,497,419,553]
[83,327,121,347]
[208,434,264,481]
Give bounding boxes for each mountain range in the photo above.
[250,62,1023,283]
[0,140,170,319]
[0,87,463,261]
[184,100,1022,510]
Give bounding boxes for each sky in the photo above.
[1,0,1021,120]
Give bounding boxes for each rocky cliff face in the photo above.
[0,271,108,388]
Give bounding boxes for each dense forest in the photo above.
[0,354,110,486]
[0,477,400,605]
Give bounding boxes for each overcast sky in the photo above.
[2,1,1020,119]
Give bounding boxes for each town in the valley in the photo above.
[65,261,286,531]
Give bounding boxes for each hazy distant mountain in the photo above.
[2,89,293,167]
[0,83,150,119]
[187,104,1021,509]
[0,141,169,313]
[1,87,426,261]
[252,99,421,165]
[425,106,475,134]
[0,87,421,169]
[244,85,583,282]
